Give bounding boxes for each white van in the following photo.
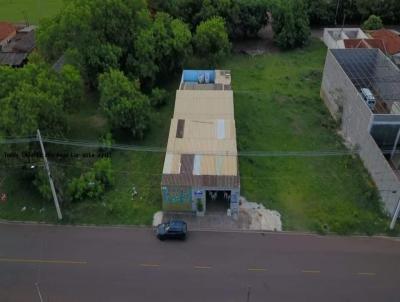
[361,88,376,109]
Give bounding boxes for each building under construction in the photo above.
[321,48,400,224]
[161,70,240,215]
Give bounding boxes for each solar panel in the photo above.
[331,49,400,101]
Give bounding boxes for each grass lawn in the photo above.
[0,0,62,24]
[223,39,391,234]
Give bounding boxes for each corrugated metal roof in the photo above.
[166,119,237,155]
[162,70,239,188]
[162,174,239,187]
[0,52,27,66]
[174,90,234,119]
[217,119,225,139]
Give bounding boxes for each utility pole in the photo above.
[37,129,62,220]
[246,286,251,302]
[334,0,341,26]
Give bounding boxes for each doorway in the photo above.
[205,190,231,213]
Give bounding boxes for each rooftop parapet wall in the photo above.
[323,28,368,49]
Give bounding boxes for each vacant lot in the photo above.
[0,87,175,225]
[0,0,61,23]
[225,39,390,234]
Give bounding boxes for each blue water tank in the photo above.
[183,70,215,83]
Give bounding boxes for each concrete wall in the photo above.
[323,29,345,49]
[321,50,400,216]
[323,28,368,49]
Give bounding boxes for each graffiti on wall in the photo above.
[162,186,192,206]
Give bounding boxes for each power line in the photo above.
[1,135,399,158]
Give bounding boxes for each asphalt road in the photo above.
[0,223,399,302]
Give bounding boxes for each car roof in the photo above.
[169,220,186,226]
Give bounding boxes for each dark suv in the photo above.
[156,220,187,241]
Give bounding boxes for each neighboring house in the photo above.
[323,28,368,49]
[371,29,400,66]
[0,22,16,48]
[321,48,400,223]
[0,24,36,67]
[161,70,240,216]
[343,38,387,54]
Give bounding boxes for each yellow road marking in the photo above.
[0,258,87,265]
[194,266,212,269]
[139,263,160,267]
[248,268,267,272]
[302,270,320,274]
[357,272,376,276]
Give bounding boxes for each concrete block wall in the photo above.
[321,50,400,216]
[323,29,345,49]
[323,28,368,49]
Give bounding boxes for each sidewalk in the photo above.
[162,211,251,231]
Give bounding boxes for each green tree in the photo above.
[193,17,231,65]
[150,88,169,107]
[230,0,269,37]
[131,12,192,84]
[149,0,203,29]
[59,64,84,111]
[0,65,72,137]
[37,0,152,85]
[272,0,310,49]
[0,62,83,137]
[195,0,234,32]
[151,0,270,39]
[98,69,151,139]
[38,0,192,86]
[305,0,337,26]
[362,14,384,30]
[356,0,400,24]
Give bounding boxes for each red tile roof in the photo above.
[371,29,400,55]
[0,22,16,42]
[344,38,387,54]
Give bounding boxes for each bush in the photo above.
[68,159,114,201]
[33,169,53,201]
[196,199,204,212]
[98,132,115,153]
[93,158,114,188]
[362,15,383,30]
[68,172,105,201]
[33,165,66,202]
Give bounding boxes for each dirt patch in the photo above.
[233,23,279,55]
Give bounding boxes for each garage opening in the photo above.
[206,190,231,213]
